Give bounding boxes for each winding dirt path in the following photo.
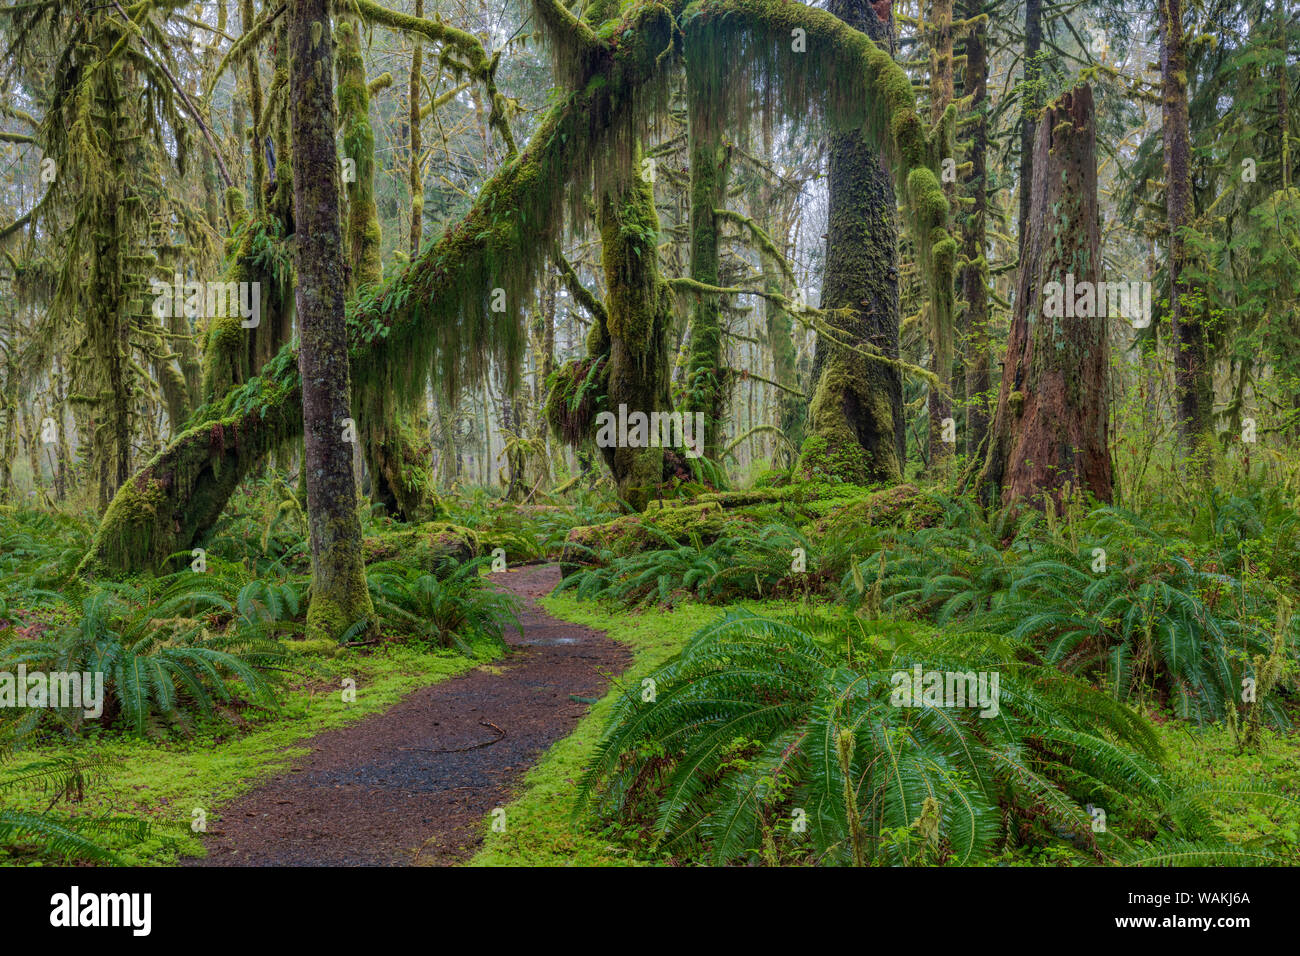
[193,564,627,866]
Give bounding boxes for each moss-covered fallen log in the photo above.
[558,482,939,574]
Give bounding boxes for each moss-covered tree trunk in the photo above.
[759,182,803,465]
[289,0,375,639]
[599,163,675,509]
[980,85,1112,508]
[960,0,990,459]
[408,0,425,256]
[337,15,382,291]
[797,0,903,485]
[926,0,955,470]
[1017,0,1043,259]
[1159,0,1212,464]
[338,11,431,521]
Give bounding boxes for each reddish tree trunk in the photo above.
[981,85,1113,508]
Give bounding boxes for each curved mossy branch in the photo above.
[78,360,303,577]
[85,1,680,574]
[0,210,34,246]
[714,207,794,283]
[352,0,517,155]
[419,79,471,120]
[533,0,604,84]
[0,104,40,130]
[553,246,608,325]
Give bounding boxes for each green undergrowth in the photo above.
[470,594,725,866]
[1150,717,1300,860]
[473,586,1300,867]
[1,639,500,866]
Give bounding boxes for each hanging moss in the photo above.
[546,355,609,446]
[89,0,955,571]
[682,0,955,357]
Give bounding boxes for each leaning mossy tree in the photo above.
[84,0,957,574]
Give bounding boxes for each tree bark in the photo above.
[980,85,1112,508]
[409,0,425,255]
[926,0,955,468]
[960,0,990,459]
[598,165,674,509]
[290,0,375,639]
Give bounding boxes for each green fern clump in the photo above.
[842,500,1294,725]
[365,558,519,655]
[0,750,162,864]
[0,562,285,736]
[0,507,96,594]
[579,610,1290,866]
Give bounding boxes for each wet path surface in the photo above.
[193,564,627,866]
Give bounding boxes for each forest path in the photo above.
[192,564,628,866]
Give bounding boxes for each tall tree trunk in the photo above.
[1018,0,1043,258]
[926,0,956,469]
[337,14,382,291]
[758,172,804,467]
[1159,0,1212,462]
[981,85,1112,507]
[961,0,991,459]
[798,0,903,485]
[338,12,431,520]
[599,164,674,509]
[290,0,375,639]
[683,96,731,463]
[242,0,267,213]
